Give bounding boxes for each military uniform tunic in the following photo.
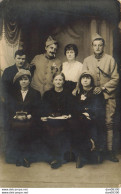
[82,53,119,150]
[31,54,62,96]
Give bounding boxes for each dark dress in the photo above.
[6,86,41,163]
[42,88,74,163]
[70,87,106,162]
[64,81,77,94]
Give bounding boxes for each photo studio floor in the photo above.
[0,154,121,188]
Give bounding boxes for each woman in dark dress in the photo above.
[70,71,106,168]
[6,69,41,167]
[41,72,74,169]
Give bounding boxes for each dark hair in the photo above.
[14,50,26,58]
[92,38,105,46]
[64,44,78,57]
[78,74,94,89]
[53,72,65,82]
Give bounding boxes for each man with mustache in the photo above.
[82,33,119,162]
[31,36,61,96]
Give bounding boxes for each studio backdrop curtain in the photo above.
[0,19,21,76]
[52,19,114,64]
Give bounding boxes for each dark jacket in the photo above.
[2,65,19,99]
[8,86,41,121]
[75,88,105,121]
[2,64,35,101]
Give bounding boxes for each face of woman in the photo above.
[53,75,64,88]
[81,76,92,88]
[66,49,75,61]
[19,75,30,89]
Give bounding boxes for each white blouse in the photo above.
[21,90,28,101]
[62,61,83,82]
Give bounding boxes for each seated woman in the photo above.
[6,69,41,167]
[62,44,83,94]
[70,71,106,168]
[41,72,74,169]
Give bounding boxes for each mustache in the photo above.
[50,52,56,58]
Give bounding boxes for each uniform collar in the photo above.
[93,52,105,60]
[45,53,56,60]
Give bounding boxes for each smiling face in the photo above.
[81,75,92,88]
[15,55,26,69]
[66,49,76,61]
[53,74,64,89]
[45,43,58,58]
[92,40,104,55]
[19,75,30,90]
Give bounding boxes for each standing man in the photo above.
[2,49,28,100]
[82,33,119,162]
[31,36,62,96]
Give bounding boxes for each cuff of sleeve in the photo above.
[101,86,109,94]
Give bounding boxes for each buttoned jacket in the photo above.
[31,54,62,96]
[82,54,119,99]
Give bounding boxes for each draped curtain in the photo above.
[0,19,21,76]
[52,19,113,64]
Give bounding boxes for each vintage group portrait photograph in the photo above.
[0,0,121,190]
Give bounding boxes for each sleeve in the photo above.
[41,91,52,116]
[30,55,39,67]
[25,61,36,77]
[2,69,9,100]
[103,58,119,94]
[82,58,89,72]
[31,91,42,119]
[56,59,62,73]
[77,62,83,81]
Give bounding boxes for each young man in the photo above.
[31,36,62,96]
[2,49,27,100]
[82,33,119,162]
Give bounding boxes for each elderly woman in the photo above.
[70,71,106,168]
[62,44,83,94]
[41,72,74,169]
[6,69,41,167]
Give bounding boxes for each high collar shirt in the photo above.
[62,61,83,82]
[21,90,28,101]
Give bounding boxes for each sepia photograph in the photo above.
[0,0,121,189]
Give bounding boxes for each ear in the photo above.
[45,46,47,51]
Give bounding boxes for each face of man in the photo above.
[15,55,26,69]
[53,75,64,89]
[19,75,30,89]
[45,44,58,59]
[92,40,104,55]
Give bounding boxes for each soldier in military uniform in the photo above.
[82,33,119,162]
[31,36,62,97]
